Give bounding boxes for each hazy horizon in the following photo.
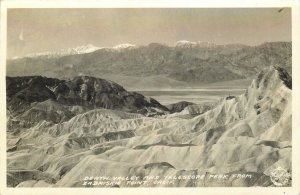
[7,8,291,58]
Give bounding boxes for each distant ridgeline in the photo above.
[7,42,291,84]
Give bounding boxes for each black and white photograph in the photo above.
[1,2,299,193]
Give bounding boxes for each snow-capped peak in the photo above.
[10,40,222,60]
[15,43,137,59]
[23,44,102,59]
[69,44,102,54]
[112,43,136,50]
[175,40,197,48]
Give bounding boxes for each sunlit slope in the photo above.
[7,66,291,187]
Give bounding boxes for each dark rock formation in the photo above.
[6,76,169,116]
[166,101,195,113]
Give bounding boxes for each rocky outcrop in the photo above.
[6,76,169,131]
[166,101,195,113]
[52,76,168,112]
[7,76,168,115]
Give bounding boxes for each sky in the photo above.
[7,8,291,58]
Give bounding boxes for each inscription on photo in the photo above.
[82,173,255,187]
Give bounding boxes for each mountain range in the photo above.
[7,41,291,87]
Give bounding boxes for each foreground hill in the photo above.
[7,66,292,187]
[7,76,168,129]
[7,42,291,85]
